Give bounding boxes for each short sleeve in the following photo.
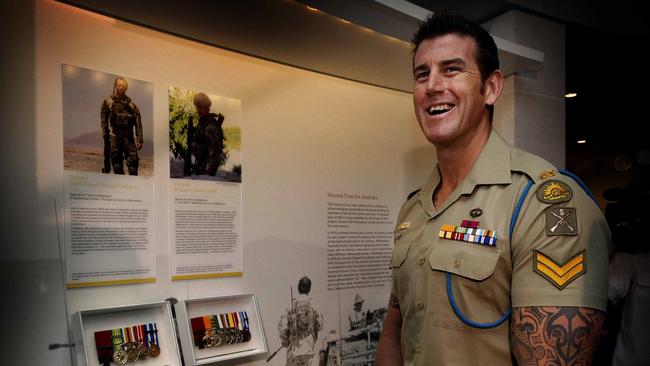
[510,177,610,311]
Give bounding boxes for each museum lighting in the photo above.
[565,92,577,98]
[577,139,587,144]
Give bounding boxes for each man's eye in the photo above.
[445,67,460,73]
[415,72,429,80]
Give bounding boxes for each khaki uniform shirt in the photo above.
[390,132,609,365]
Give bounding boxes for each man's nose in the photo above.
[425,72,445,95]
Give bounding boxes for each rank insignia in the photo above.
[536,180,573,204]
[398,222,411,230]
[545,207,578,236]
[533,249,586,289]
[539,170,557,180]
[438,220,497,246]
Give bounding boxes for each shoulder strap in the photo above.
[560,169,597,203]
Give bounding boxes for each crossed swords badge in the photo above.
[545,207,578,236]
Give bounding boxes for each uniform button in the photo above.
[454,259,460,267]
[418,258,425,265]
[415,345,421,353]
[417,302,424,310]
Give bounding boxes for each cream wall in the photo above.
[2,1,435,365]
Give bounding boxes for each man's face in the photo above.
[354,302,362,311]
[115,79,128,96]
[412,34,491,146]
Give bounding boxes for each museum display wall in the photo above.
[1,1,564,364]
[3,1,440,364]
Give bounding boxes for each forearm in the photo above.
[511,306,605,366]
[375,296,403,366]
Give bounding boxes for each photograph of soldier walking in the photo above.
[62,64,153,175]
[268,276,324,366]
[169,86,242,182]
[100,77,143,175]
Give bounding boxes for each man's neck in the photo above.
[433,120,491,207]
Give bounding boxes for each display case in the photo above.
[175,293,267,365]
[71,301,182,366]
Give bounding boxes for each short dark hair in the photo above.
[298,276,311,294]
[412,13,500,118]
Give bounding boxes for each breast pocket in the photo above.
[428,241,507,331]
[429,241,501,280]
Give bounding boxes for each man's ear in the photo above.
[484,69,504,106]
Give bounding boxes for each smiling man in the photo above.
[375,14,609,365]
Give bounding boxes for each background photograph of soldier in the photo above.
[332,290,387,366]
[270,276,324,366]
[62,64,153,176]
[100,77,143,175]
[347,294,366,331]
[169,86,242,183]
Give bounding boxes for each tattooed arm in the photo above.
[511,306,605,366]
[375,294,403,366]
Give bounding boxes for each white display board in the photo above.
[31,1,436,365]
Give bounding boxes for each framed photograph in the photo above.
[174,293,267,365]
[71,301,182,366]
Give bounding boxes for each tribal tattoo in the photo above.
[511,306,605,366]
[388,294,400,309]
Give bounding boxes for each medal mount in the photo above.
[175,293,267,365]
[71,301,182,366]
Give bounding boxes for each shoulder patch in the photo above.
[545,207,578,235]
[407,189,421,201]
[533,249,586,290]
[536,180,573,204]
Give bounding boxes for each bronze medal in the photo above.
[125,346,138,362]
[203,333,213,347]
[213,332,223,347]
[149,344,160,357]
[243,330,251,342]
[113,349,128,365]
[137,344,148,359]
[236,329,244,343]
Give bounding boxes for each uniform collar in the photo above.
[419,131,512,217]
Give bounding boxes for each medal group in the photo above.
[94,323,160,365]
[190,311,251,349]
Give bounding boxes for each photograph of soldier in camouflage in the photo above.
[269,276,324,366]
[268,279,386,366]
[62,64,154,176]
[169,86,242,183]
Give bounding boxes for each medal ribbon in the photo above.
[241,311,249,331]
[124,326,133,345]
[151,323,158,345]
[233,312,241,331]
[227,313,234,329]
